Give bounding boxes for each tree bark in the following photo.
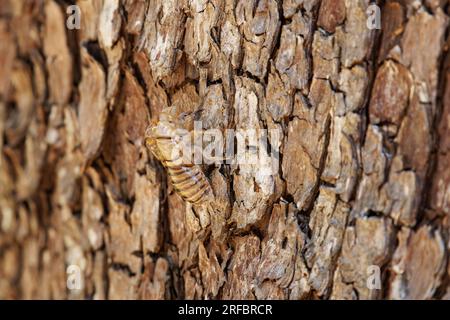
[0,0,449,300]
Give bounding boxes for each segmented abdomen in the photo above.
[163,159,212,205]
[150,136,213,205]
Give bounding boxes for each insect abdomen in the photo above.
[163,159,212,205]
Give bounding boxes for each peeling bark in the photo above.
[0,0,450,300]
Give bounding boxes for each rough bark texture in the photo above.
[1,0,450,300]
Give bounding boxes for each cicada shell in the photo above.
[145,108,214,206]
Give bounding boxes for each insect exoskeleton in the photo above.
[144,108,214,206]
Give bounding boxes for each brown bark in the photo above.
[0,0,449,300]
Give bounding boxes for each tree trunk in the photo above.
[0,0,449,300]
